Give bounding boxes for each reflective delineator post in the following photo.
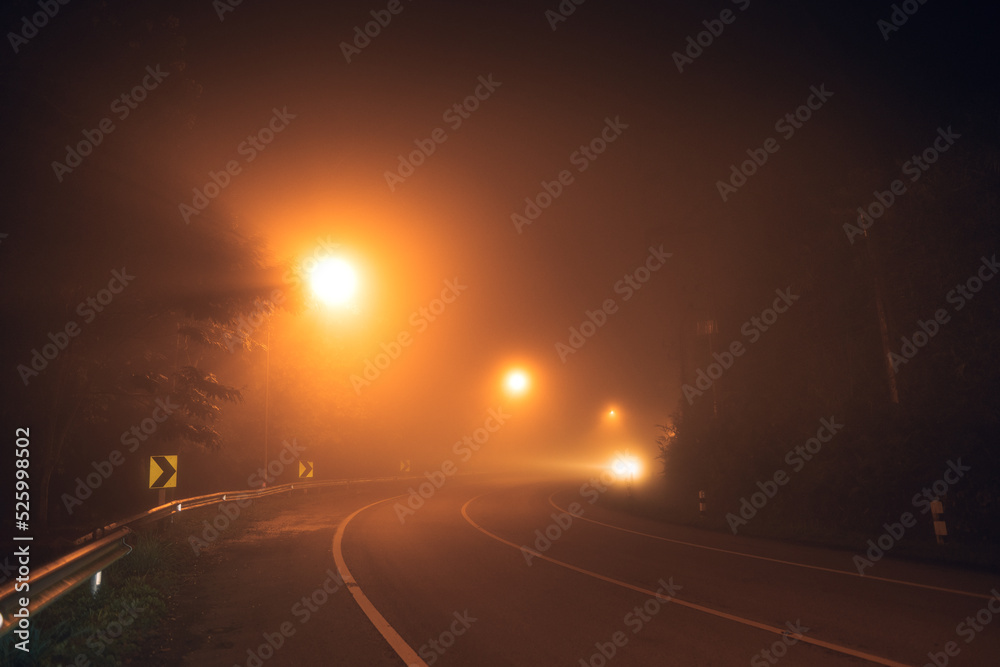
[931,499,947,545]
[699,490,707,519]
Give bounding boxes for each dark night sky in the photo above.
[1,0,997,474]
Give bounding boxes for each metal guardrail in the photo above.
[0,475,410,637]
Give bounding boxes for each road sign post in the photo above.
[150,455,177,527]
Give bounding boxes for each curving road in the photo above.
[171,475,1000,666]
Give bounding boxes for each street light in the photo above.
[504,369,530,396]
[308,257,358,307]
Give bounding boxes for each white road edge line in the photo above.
[332,495,428,667]
[461,493,910,667]
[548,490,993,601]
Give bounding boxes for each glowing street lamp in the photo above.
[308,257,358,307]
[504,369,530,396]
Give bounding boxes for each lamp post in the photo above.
[260,252,359,487]
[263,324,270,487]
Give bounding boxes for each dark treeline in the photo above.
[659,98,1000,554]
[0,2,296,542]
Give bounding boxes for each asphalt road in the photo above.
[166,475,1000,666]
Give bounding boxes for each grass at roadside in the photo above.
[0,491,304,666]
[0,531,177,666]
[126,490,337,665]
[2,486,372,665]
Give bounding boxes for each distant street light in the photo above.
[504,369,530,396]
